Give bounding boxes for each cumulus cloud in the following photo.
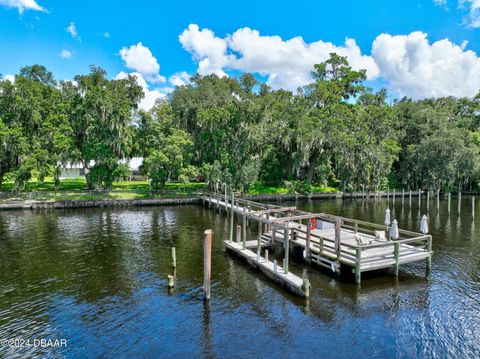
[179,24,230,77]
[179,24,379,90]
[0,0,45,14]
[66,22,78,38]
[115,71,166,111]
[103,32,111,39]
[372,31,480,99]
[169,71,191,87]
[60,49,72,59]
[119,42,165,83]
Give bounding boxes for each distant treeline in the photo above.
[1,54,479,193]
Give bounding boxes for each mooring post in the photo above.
[203,229,212,300]
[171,247,176,268]
[257,222,262,261]
[448,192,451,213]
[472,196,475,218]
[247,205,251,227]
[168,274,175,288]
[306,221,311,263]
[302,278,310,298]
[394,242,400,276]
[355,247,361,284]
[436,189,440,210]
[426,235,432,277]
[236,224,241,243]
[334,218,342,274]
[265,249,269,261]
[418,188,421,206]
[271,225,276,244]
[229,192,234,242]
[273,259,278,273]
[427,190,430,212]
[387,187,390,202]
[409,190,412,205]
[283,227,289,274]
[393,188,396,202]
[458,191,462,213]
[242,213,247,250]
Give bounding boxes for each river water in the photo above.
[0,196,478,358]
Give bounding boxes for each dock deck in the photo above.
[202,191,432,296]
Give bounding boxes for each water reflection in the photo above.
[0,198,479,357]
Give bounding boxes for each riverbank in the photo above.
[0,190,426,211]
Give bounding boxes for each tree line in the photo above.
[0,54,479,193]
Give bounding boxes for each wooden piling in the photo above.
[409,190,412,205]
[257,223,262,261]
[458,191,462,213]
[168,274,175,288]
[473,196,475,218]
[171,247,176,268]
[273,259,278,273]
[265,249,269,261]
[448,192,451,212]
[306,221,311,262]
[229,192,234,242]
[236,224,241,243]
[355,247,361,284]
[283,228,289,274]
[242,213,247,250]
[436,189,440,210]
[426,236,432,277]
[203,229,212,300]
[394,242,400,276]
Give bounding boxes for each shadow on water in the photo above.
[0,197,479,357]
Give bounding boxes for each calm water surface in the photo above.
[0,196,479,358]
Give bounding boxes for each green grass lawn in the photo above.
[247,182,337,195]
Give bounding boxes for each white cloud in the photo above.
[66,22,78,38]
[4,74,15,82]
[460,0,480,27]
[0,0,45,14]
[169,71,191,87]
[179,24,230,77]
[433,0,447,5]
[119,42,165,83]
[103,32,111,39]
[115,71,166,111]
[179,24,378,90]
[60,49,72,59]
[372,31,480,99]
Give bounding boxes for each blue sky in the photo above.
[1,0,480,108]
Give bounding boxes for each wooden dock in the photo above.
[202,190,432,297]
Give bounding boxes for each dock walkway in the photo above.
[202,191,432,297]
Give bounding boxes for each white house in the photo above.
[59,158,144,180]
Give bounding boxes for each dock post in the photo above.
[355,247,361,284]
[273,260,278,273]
[387,187,390,202]
[427,190,430,212]
[208,194,211,208]
[334,219,342,274]
[242,213,247,250]
[171,247,176,268]
[283,228,289,274]
[436,189,440,210]
[236,224,241,243]
[418,189,421,206]
[302,278,310,298]
[247,206,251,227]
[393,188,396,202]
[257,223,262,261]
[409,190,412,205]
[229,192,234,242]
[473,196,475,218]
[394,242,400,276]
[306,221,311,263]
[265,249,269,261]
[271,225,276,244]
[458,191,462,213]
[225,186,228,215]
[203,230,212,300]
[426,236,432,277]
[168,274,175,288]
[448,192,451,213]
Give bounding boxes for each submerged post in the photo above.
[229,192,234,242]
[203,230,212,300]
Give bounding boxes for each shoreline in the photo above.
[0,190,431,211]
